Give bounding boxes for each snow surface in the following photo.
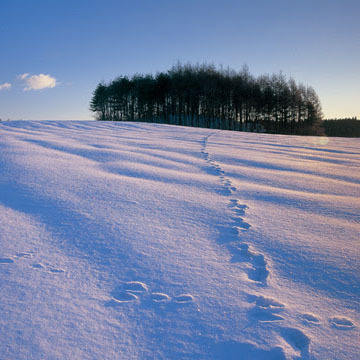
[0,121,359,360]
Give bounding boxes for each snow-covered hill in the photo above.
[0,121,359,360]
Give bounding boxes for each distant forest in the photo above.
[323,118,360,137]
[90,63,324,135]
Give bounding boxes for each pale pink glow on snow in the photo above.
[0,121,358,359]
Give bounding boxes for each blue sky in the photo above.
[0,0,359,120]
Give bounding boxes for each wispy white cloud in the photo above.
[0,83,11,90]
[23,73,57,90]
[18,73,29,80]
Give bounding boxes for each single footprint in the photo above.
[231,218,251,229]
[108,281,148,305]
[174,294,194,303]
[228,226,241,236]
[249,307,284,322]
[124,281,148,293]
[224,186,235,194]
[281,327,311,358]
[255,296,285,309]
[248,266,269,283]
[0,257,14,264]
[231,243,251,260]
[229,199,248,210]
[15,252,33,259]
[112,292,139,303]
[32,263,45,269]
[119,199,138,205]
[329,316,355,330]
[222,188,232,196]
[248,295,285,322]
[233,208,246,216]
[231,244,269,284]
[47,267,65,274]
[151,292,171,303]
[302,313,320,324]
[248,252,268,283]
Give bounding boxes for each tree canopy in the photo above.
[323,117,360,137]
[90,63,323,134]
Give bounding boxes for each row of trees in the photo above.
[323,117,360,137]
[90,63,323,134]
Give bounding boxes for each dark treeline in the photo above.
[90,63,323,134]
[323,117,360,137]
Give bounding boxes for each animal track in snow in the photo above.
[329,316,355,330]
[231,244,269,284]
[229,199,247,208]
[229,201,249,219]
[201,134,212,159]
[215,225,245,245]
[228,199,251,229]
[254,296,285,309]
[201,134,237,196]
[124,281,148,293]
[233,208,246,216]
[248,265,269,284]
[0,252,34,266]
[248,295,285,322]
[249,307,285,322]
[47,267,65,274]
[174,294,194,303]
[15,252,33,259]
[302,313,320,324]
[223,181,236,193]
[202,135,269,286]
[221,179,236,194]
[31,263,65,274]
[32,263,45,269]
[119,199,138,205]
[0,257,14,264]
[109,281,149,305]
[112,292,139,303]
[108,281,191,307]
[201,136,313,357]
[281,327,311,359]
[231,217,251,229]
[202,135,274,305]
[151,292,171,303]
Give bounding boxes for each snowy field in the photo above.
[0,121,359,360]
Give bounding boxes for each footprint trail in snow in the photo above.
[201,133,319,358]
[107,281,194,307]
[201,133,358,357]
[0,251,65,275]
[201,134,269,286]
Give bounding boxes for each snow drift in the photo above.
[0,121,359,359]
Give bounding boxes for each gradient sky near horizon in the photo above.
[0,0,359,120]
